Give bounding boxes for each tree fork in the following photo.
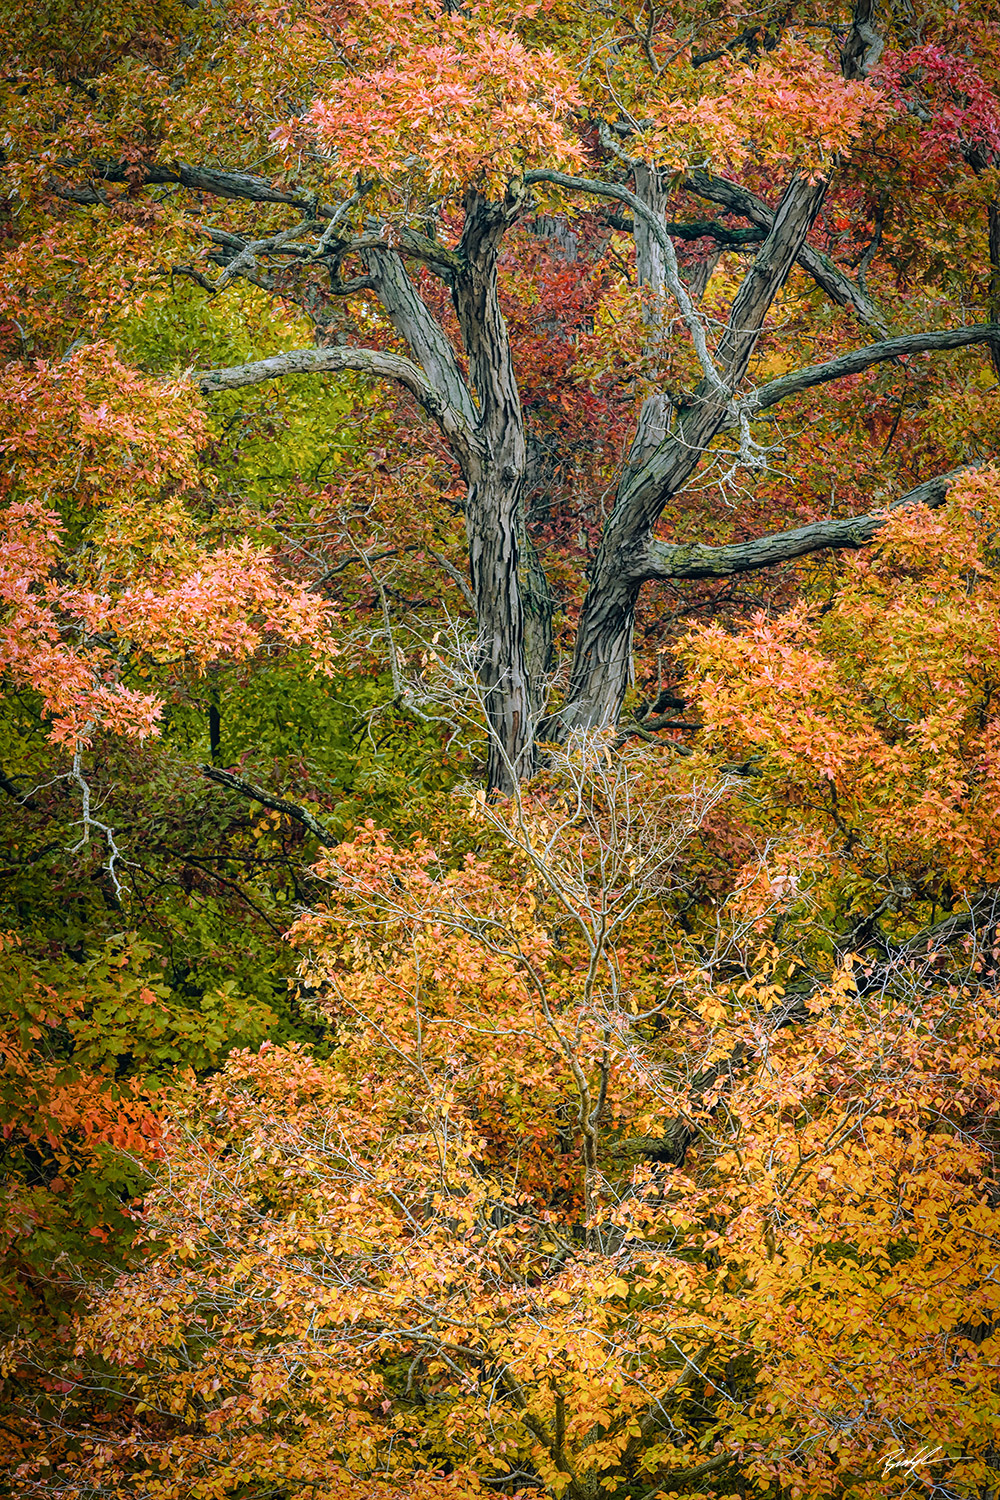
[554,174,829,736]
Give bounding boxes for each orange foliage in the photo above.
[24,771,1000,1499]
[684,466,1000,900]
[0,343,337,744]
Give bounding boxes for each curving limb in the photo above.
[744,324,1000,416]
[196,344,482,480]
[633,466,975,581]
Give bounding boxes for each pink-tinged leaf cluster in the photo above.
[876,44,1000,161]
[0,344,339,745]
[641,39,893,177]
[0,219,170,355]
[0,342,206,504]
[285,0,583,196]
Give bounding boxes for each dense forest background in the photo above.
[2,0,1000,1495]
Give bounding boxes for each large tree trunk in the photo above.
[558,401,725,731]
[466,469,535,794]
[557,572,640,731]
[456,189,537,794]
[520,528,555,718]
[553,165,678,733]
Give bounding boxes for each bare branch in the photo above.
[428,549,475,609]
[714,175,829,387]
[560,173,829,731]
[0,768,39,810]
[661,218,766,247]
[361,248,476,425]
[68,737,126,901]
[51,163,463,277]
[744,324,1000,416]
[641,1451,731,1494]
[87,158,310,205]
[196,345,481,479]
[634,466,975,581]
[200,765,330,841]
[311,182,373,259]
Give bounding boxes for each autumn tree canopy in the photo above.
[2,0,999,788]
[2,0,1000,1497]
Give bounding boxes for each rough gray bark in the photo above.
[741,325,1000,417]
[550,173,829,733]
[627,164,677,472]
[519,532,555,717]
[167,150,1000,788]
[198,343,482,479]
[195,197,535,794]
[200,766,330,840]
[682,168,889,332]
[635,467,971,580]
[358,246,477,427]
[452,190,536,793]
[839,0,884,79]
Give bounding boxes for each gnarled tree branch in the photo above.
[200,766,330,841]
[634,466,973,581]
[196,345,481,479]
[743,324,1000,416]
[840,0,884,79]
[361,248,476,425]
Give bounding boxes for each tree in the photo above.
[4,3,1000,1488]
[4,0,998,790]
[24,451,1000,1500]
[22,725,1000,1499]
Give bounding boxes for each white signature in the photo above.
[883,1445,943,1476]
